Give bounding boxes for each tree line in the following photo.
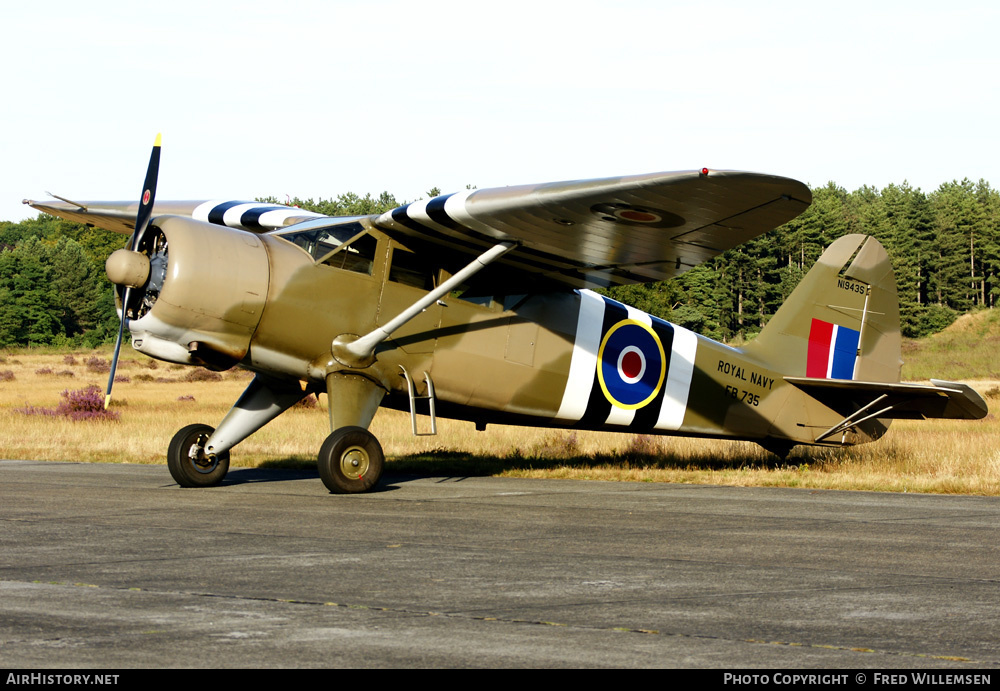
[2,180,998,349]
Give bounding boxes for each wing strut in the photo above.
[812,393,893,443]
[332,241,517,367]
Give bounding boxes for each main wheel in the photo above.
[318,426,384,494]
[167,423,230,487]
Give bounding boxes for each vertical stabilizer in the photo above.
[743,234,901,383]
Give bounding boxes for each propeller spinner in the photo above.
[105,134,161,408]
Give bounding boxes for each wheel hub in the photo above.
[340,446,369,479]
[187,434,220,474]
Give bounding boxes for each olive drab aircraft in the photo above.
[24,137,988,494]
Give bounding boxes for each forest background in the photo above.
[2,177,999,349]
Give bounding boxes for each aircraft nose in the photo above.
[106,248,151,289]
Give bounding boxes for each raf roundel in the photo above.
[597,319,666,409]
[589,202,685,228]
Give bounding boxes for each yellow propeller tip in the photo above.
[104,394,112,410]
[154,133,162,147]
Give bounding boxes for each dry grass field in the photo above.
[1,335,998,495]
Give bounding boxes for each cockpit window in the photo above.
[320,233,377,274]
[278,220,364,259]
[276,219,376,275]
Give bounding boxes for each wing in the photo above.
[26,168,810,290]
[374,169,811,289]
[21,198,325,235]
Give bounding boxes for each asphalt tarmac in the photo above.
[1,459,997,669]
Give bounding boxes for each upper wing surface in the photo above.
[22,199,324,235]
[374,170,811,288]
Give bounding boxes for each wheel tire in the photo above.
[318,426,384,494]
[167,423,230,488]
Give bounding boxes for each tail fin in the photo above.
[747,235,986,449]
[743,234,902,383]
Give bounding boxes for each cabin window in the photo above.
[280,221,364,258]
[446,289,527,312]
[453,292,495,308]
[318,233,377,274]
[388,247,437,290]
[446,283,497,310]
[277,220,377,275]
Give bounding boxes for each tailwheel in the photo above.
[318,426,384,494]
[167,423,230,487]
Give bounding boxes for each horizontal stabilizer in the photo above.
[784,377,988,442]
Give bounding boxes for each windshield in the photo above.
[275,218,378,275]
[274,218,368,261]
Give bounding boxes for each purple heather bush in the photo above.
[85,356,110,374]
[36,367,76,377]
[18,385,120,422]
[184,368,223,382]
[0,370,15,382]
[63,355,78,365]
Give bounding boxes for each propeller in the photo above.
[105,134,161,409]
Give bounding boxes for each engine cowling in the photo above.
[109,215,270,370]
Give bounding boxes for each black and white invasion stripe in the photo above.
[193,200,323,232]
[555,290,698,431]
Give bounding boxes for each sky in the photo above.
[3,0,999,223]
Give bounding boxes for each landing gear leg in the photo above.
[168,375,308,488]
[320,372,386,494]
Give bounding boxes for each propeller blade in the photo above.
[105,288,130,409]
[131,133,161,250]
[106,134,161,409]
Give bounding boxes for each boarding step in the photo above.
[399,366,437,436]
